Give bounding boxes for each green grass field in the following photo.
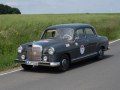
[0,13,120,71]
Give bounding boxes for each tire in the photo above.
[58,55,70,72]
[21,64,33,70]
[96,48,104,60]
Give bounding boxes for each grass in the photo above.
[0,13,120,71]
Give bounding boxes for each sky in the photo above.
[0,0,120,14]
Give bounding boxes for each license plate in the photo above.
[26,61,38,66]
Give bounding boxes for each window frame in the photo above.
[74,28,85,40]
[84,27,97,38]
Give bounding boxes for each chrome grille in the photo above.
[27,46,42,61]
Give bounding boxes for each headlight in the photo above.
[43,56,48,62]
[18,46,23,53]
[21,55,25,60]
[48,47,55,55]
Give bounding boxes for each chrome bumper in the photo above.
[15,59,60,67]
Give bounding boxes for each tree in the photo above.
[0,4,21,14]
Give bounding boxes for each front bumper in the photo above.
[15,59,60,67]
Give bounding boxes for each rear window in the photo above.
[85,28,95,37]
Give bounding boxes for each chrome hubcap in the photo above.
[62,59,67,66]
[99,49,103,56]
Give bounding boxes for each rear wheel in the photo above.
[59,55,70,72]
[21,64,33,70]
[96,48,104,60]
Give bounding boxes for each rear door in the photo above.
[84,27,98,54]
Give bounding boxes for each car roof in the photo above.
[47,24,93,30]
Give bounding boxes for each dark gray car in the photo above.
[16,24,109,71]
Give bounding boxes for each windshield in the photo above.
[41,28,74,40]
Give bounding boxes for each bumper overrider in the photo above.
[15,59,60,67]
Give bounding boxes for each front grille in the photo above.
[27,46,42,61]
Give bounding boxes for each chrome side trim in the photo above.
[72,52,97,61]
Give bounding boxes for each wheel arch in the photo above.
[100,45,106,50]
[59,52,71,63]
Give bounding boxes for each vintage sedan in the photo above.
[16,24,109,71]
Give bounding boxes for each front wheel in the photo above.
[96,48,104,60]
[21,64,33,70]
[58,55,70,72]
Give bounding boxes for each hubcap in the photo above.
[98,49,104,59]
[99,49,103,56]
[61,58,69,71]
[62,59,67,67]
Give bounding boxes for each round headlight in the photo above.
[48,47,55,55]
[18,46,23,53]
[21,55,25,60]
[43,56,48,62]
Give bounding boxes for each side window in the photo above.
[85,28,95,37]
[42,30,57,39]
[75,29,85,39]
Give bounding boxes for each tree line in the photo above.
[0,4,21,14]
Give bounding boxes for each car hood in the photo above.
[21,39,68,49]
